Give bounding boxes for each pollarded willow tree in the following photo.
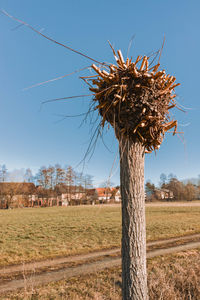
[84,50,179,300]
[3,10,180,300]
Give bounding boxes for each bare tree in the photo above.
[145,181,156,201]
[54,164,65,186]
[65,165,75,203]
[184,182,196,201]
[99,179,114,188]
[24,168,33,183]
[0,164,8,182]
[168,173,177,182]
[160,173,167,186]
[84,174,93,189]
[47,165,55,189]
[36,166,51,189]
[75,172,85,192]
[89,50,180,299]
[2,13,180,299]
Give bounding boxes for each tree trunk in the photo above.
[119,137,148,300]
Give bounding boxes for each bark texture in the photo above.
[119,137,148,300]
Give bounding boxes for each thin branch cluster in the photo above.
[85,48,180,152]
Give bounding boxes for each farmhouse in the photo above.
[0,182,121,209]
[0,182,36,208]
[95,187,121,203]
[61,187,121,205]
[156,188,174,200]
[61,189,98,206]
[114,189,121,202]
[61,191,85,205]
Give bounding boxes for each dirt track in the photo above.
[0,234,200,294]
[146,202,200,207]
[103,202,200,207]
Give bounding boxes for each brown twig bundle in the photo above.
[84,47,180,152]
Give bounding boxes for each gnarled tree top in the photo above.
[85,48,180,153]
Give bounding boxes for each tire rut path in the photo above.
[0,234,200,294]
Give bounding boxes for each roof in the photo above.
[0,182,36,195]
[160,188,173,194]
[96,188,112,197]
[54,184,84,194]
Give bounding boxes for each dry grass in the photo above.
[0,205,200,266]
[148,251,200,299]
[146,206,200,241]
[3,249,200,299]
[0,206,121,266]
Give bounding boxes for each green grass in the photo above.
[0,205,200,266]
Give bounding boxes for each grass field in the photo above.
[0,205,200,266]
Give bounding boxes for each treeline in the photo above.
[0,164,93,190]
[146,173,200,201]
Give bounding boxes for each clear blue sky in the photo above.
[0,0,200,185]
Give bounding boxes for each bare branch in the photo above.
[1,9,107,66]
[53,110,96,124]
[158,34,166,64]
[23,66,92,91]
[41,94,91,105]
[126,34,136,58]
